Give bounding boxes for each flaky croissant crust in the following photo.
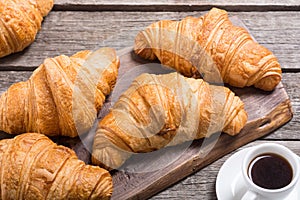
[134,7,282,91]
[0,133,112,200]
[0,0,54,58]
[0,47,120,137]
[92,73,247,169]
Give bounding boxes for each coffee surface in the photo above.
[248,153,293,189]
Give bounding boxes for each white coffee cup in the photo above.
[241,143,300,200]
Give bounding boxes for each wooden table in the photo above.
[1,1,299,199]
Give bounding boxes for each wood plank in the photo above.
[0,69,297,156]
[265,72,300,140]
[151,140,300,200]
[0,71,31,94]
[53,0,300,12]
[55,0,300,6]
[0,11,299,71]
[0,71,298,140]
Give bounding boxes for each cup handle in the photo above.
[241,190,258,200]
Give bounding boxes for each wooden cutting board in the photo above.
[63,16,293,200]
[102,50,292,200]
[0,16,292,199]
[104,16,293,199]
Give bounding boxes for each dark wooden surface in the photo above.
[0,1,299,199]
[53,0,300,12]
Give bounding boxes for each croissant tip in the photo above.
[91,150,115,171]
[35,0,54,17]
[209,7,228,15]
[255,74,282,91]
[225,109,248,136]
[134,31,157,60]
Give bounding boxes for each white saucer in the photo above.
[216,147,300,200]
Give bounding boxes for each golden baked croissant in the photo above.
[0,47,120,137]
[92,72,247,169]
[134,7,282,91]
[0,0,54,58]
[0,133,112,200]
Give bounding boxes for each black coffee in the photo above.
[248,153,293,189]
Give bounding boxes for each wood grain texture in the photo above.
[0,71,31,94]
[0,11,299,71]
[0,71,298,140]
[265,73,300,140]
[53,0,300,11]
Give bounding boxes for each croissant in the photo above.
[92,72,247,169]
[0,0,54,58]
[0,47,120,137]
[0,133,112,200]
[134,7,282,91]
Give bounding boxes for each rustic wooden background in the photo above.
[0,1,299,199]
